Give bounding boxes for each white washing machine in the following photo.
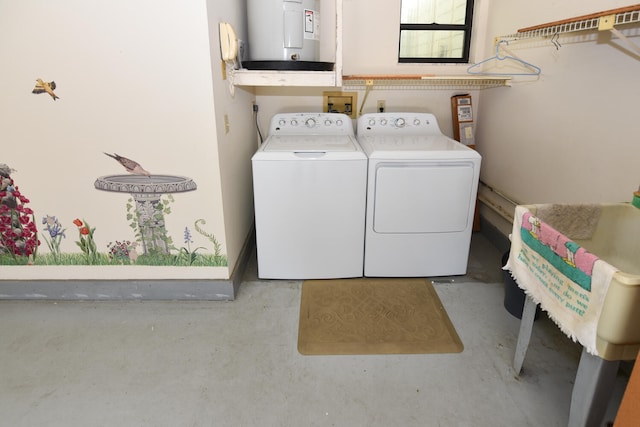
[357,113,481,277]
[252,113,367,279]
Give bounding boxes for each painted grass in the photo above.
[0,252,228,267]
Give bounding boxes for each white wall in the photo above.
[476,0,640,233]
[0,0,234,279]
[342,0,490,75]
[206,1,260,276]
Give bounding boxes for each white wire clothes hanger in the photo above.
[467,40,542,76]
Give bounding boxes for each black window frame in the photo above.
[398,0,475,64]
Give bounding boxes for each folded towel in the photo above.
[504,205,618,356]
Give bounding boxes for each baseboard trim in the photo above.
[0,228,256,301]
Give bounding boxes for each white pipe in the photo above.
[479,180,521,206]
[477,181,521,223]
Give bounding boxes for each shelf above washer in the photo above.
[341,75,512,90]
[231,69,339,87]
[230,72,511,90]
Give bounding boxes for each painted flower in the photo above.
[176,225,205,266]
[0,170,40,261]
[74,218,97,264]
[184,226,193,244]
[41,215,66,262]
[107,240,137,264]
[42,215,65,239]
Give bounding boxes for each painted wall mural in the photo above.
[1,161,227,267]
[1,1,235,280]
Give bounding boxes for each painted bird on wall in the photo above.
[103,153,151,176]
[32,79,59,100]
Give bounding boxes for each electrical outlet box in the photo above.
[323,91,357,119]
[377,100,386,113]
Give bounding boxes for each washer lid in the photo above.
[253,134,366,161]
[357,135,481,160]
[262,135,361,152]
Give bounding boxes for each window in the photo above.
[399,0,474,63]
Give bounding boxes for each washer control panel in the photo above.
[357,113,443,136]
[270,113,354,135]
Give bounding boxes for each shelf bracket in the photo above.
[598,14,616,31]
[358,79,375,116]
[599,13,640,55]
[609,26,640,55]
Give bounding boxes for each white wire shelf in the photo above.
[499,5,640,42]
[341,75,512,90]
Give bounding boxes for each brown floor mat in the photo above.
[298,278,464,355]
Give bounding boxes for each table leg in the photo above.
[513,296,538,375]
[568,347,619,427]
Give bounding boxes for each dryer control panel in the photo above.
[357,113,443,136]
[270,113,354,135]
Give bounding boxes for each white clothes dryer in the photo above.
[252,113,367,279]
[357,113,481,277]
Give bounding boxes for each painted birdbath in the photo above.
[94,174,197,255]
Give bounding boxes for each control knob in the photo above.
[395,118,406,128]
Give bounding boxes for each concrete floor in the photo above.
[0,234,629,427]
